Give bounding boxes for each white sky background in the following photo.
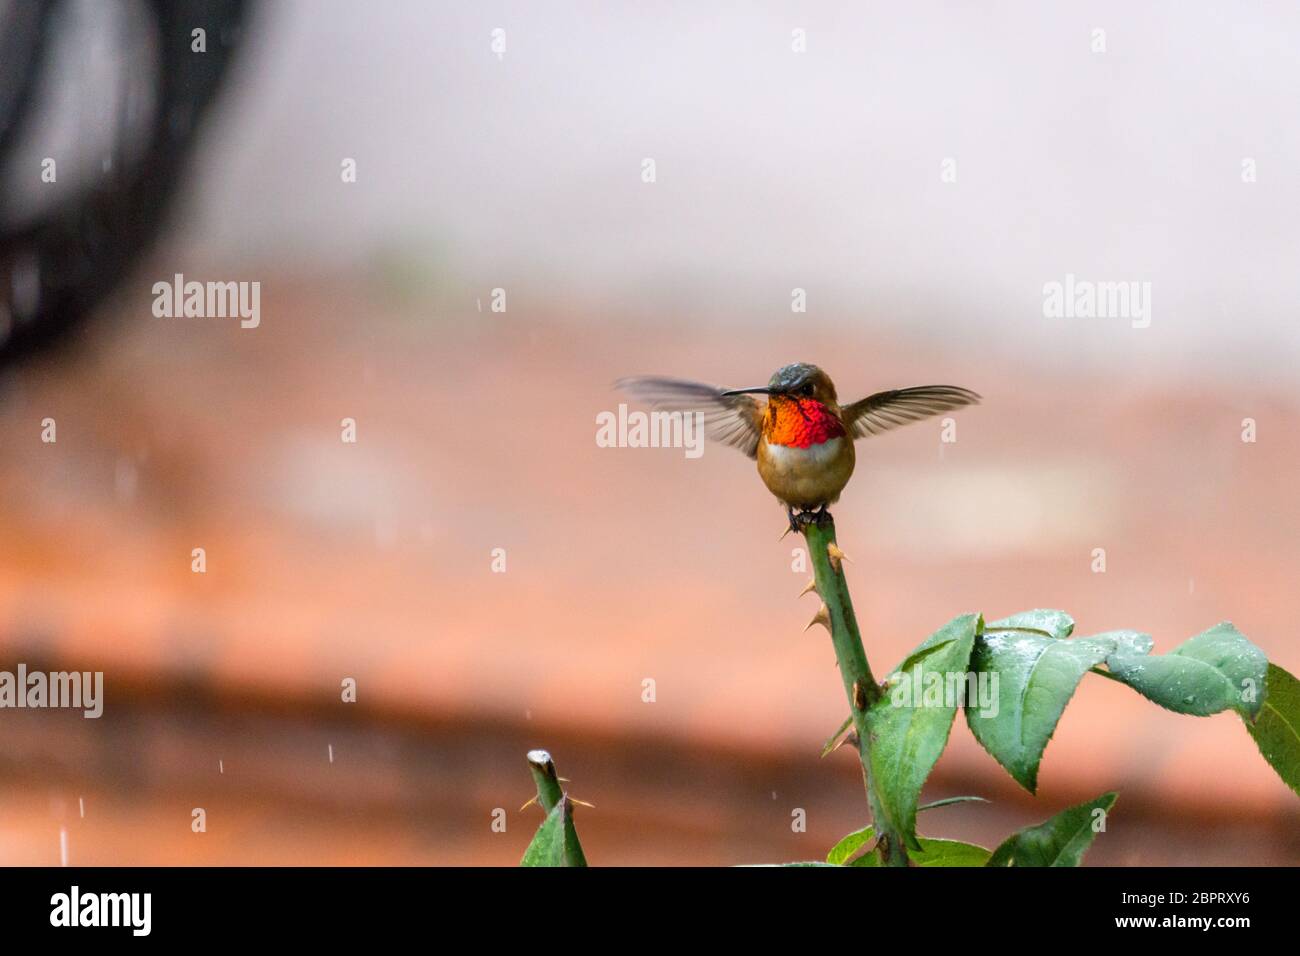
[182,0,1300,379]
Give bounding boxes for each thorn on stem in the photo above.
[804,603,832,633]
[798,577,818,598]
[833,731,859,754]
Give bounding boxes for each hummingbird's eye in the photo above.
[800,383,814,397]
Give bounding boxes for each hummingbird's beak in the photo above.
[721,386,776,396]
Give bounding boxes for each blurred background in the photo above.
[1,0,1297,865]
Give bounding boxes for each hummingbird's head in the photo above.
[722,363,837,405]
[768,363,836,402]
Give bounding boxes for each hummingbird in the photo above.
[618,363,979,531]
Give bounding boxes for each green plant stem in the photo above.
[802,516,910,867]
[527,749,588,865]
[527,749,565,812]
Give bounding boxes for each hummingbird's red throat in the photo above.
[764,397,845,448]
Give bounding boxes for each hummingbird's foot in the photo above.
[788,505,832,533]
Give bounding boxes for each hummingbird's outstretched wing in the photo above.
[616,377,765,458]
[843,385,980,439]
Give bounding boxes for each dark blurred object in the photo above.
[0,0,248,368]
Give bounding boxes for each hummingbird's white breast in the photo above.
[757,435,855,510]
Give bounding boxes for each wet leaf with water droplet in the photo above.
[986,609,1075,640]
[1102,622,1267,718]
[966,626,1115,792]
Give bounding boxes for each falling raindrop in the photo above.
[59,827,69,867]
[79,797,85,819]
[328,744,334,764]
[218,759,224,774]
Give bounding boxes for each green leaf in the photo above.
[986,791,1117,867]
[827,825,874,865]
[1091,629,1154,656]
[776,861,840,867]
[740,861,840,867]
[907,838,991,867]
[986,609,1075,640]
[966,629,1115,792]
[826,798,987,865]
[852,837,991,867]
[864,613,980,851]
[520,797,587,867]
[1244,663,1300,796]
[1103,622,1267,718]
[521,802,567,866]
